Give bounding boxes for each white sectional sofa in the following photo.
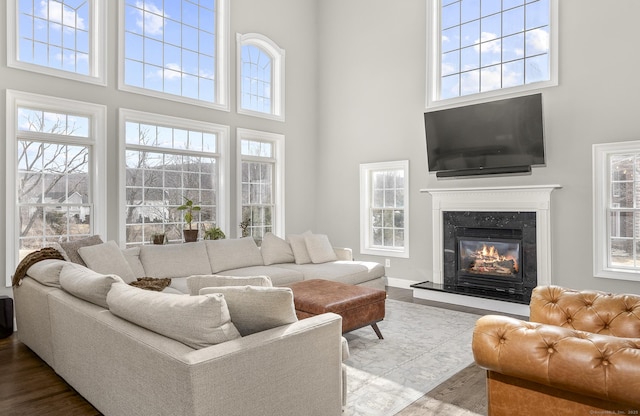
[13,233,385,416]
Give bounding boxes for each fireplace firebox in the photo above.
[442,211,536,304]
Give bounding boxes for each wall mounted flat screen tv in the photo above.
[424,93,545,178]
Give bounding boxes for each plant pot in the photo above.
[151,234,166,245]
[183,229,198,243]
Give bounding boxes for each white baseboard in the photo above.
[412,288,529,317]
[386,277,421,289]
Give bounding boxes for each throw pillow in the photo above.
[287,231,313,265]
[121,246,146,278]
[59,263,124,308]
[260,232,295,265]
[186,274,272,296]
[58,235,104,266]
[107,282,241,349]
[199,286,298,336]
[204,237,264,273]
[304,234,338,264]
[78,241,137,283]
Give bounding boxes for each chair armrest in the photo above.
[472,315,640,407]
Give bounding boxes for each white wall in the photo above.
[316,0,640,295]
[0,0,319,297]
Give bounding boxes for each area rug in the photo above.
[343,299,481,416]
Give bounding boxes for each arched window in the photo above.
[237,33,285,121]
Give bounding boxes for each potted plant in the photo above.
[203,224,226,240]
[151,233,166,245]
[176,197,201,242]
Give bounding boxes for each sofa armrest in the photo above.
[333,247,353,261]
[472,315,640,407]
[183,312,344,415]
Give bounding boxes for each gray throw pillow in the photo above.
[199,286,298,336]
[58,235,104,266]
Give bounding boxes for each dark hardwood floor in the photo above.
[0,287,495,415]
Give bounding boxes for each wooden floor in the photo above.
[0,287,490,415]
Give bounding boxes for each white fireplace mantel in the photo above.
[420,185,562,287]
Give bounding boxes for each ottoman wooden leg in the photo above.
[371,323,383,340]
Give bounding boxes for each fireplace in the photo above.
[442,211,536,303]
[414,185,559,314]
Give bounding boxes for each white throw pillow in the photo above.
[199,286,298,336]
[139,242,212,278]
[260,232,295,265]
[287,231,313,265]
[107,282,241,349]
[305,234,338,264]
[122,246,146,278]
[186,274,272,296]
[59,263,124,308]
[78,241,137,283]
[205,237,264,273]
[25,259,67,287]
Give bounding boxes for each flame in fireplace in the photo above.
[469,244,519,275]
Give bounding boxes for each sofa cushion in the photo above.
[139,242,211,279]
[212,265,304,286]
[122,246,146,278]
[277,261,385,286]
[78,241,137,283]
[59,263,124,308]
[25,259,67,288]
[305,234,338,264]
[261,232,295,265]
[58,235,104,266]
[205,237,264,273]
[107,282,241,349]
[186,274,272,296]
[287,231,313,265]
[199,286,298,336]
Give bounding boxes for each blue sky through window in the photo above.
[123,0,217,102]
[440,0,550,99]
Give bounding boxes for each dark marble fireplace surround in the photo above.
[413,211,537,304]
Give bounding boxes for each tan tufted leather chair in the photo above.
[472,285,640,415]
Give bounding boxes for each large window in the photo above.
[119,109,229,246]
[593,141,640,282]
[119,0,229,110]
[237,128,285,242]
[5,90,107,285]
[360,161,409,258]
[426,0,558,108]
[237,33,285,121]
[7,0,107,84]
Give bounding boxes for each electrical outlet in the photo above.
[385,259,391,268]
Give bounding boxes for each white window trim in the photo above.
[236,33,285,121]
[360,160,410,258]
[118,109,230,246]
[425,0,559,110]
[7,0,107,86]
[236,128,285,238]
[5,90,107,286]
[593,140,640,282]
[117,0,230,111]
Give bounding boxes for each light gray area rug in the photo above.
[343,299,481,416]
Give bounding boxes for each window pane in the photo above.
[17,0,92,75]
[123,0,218,103]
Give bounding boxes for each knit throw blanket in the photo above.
[129,277,172,292]
[13,247,66,287]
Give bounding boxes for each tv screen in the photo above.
[424,93,545,177]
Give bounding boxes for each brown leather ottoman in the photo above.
[284,279,386,339]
